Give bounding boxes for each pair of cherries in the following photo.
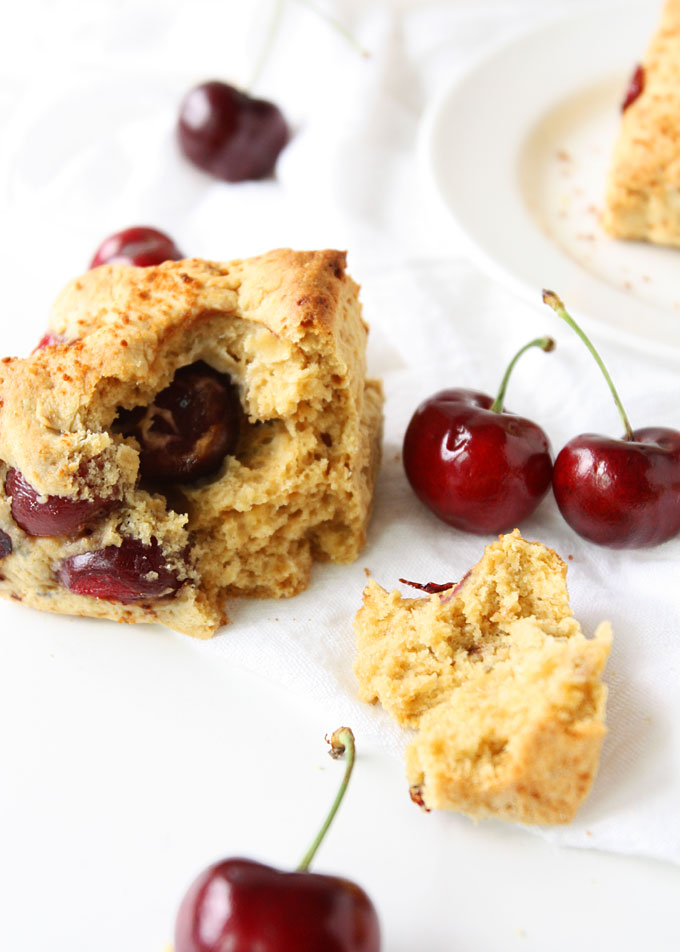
[404,292,680,549]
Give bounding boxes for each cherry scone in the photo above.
[0,249,383,637]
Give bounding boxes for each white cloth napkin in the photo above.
[1,0,679,864]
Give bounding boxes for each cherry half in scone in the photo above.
[403,337,555,534]
[5,468,119,538]
[57,537,183,603]
[174,728,381,952]
[116,361,240,483]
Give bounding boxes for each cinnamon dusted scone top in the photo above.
[354,530,611,825]
[0,249,383,637]
[604,0,680,245]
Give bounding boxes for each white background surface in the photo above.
[1,1,679,950]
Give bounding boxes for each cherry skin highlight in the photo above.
[403,388,553,534]
[90,226,183,268]
[57,538,183,603]
[177,81,289,182]
[175,858,380,952]
[116,362,240,483]
[5,468,118,538]
[552,427,680,548]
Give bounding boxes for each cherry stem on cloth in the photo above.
[542,290,635,441]
[489,336,555,413]
[297,727,356,873]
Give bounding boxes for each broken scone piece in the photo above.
[0,249,383,638]
[354,531,611,825]
[603,0,680,246]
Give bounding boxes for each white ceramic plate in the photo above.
[420,2,680,358]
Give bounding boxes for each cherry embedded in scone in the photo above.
[58,537,183,603]
[5,467,119,538]
[115,362,240,483]
[174,728,381,952]
[622,63,644,111]
[177,81,289,182]
[544,291,680,548]
[33,332,67,353]
[402,337,554,534]
[90,226,184,268]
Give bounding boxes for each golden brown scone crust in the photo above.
[604,0,680,245]
[0,250,383,637]
[354,530,611,825]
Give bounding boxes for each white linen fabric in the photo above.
[1,0,678,863]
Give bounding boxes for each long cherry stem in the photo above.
[489,336,555,413]
[297,727,356,872]
[542,290,635,441]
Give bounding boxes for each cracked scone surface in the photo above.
[0,249,383,638]
[354,531,611,824]
[603,0,680,245]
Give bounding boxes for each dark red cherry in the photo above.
[622,64,644,111]
[5,468,118,538]
[544,292,680,548]
[177,81,289,182]
[553,428,680,547]
[174,728,380,952]
[0,529,12,558]
[57,537,183,602]
[403,338,555,535]
[175,858,380,952]
[90,226,183,268]
[116,362,240,483]
[33,332,67,353]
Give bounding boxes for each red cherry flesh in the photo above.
[403,388,553,534]
[90,226,183,268]
[175,858,380,952]
[552,427,680,548]
[177,81,289,182]
[5,468,118,538]
[622,64,644,111]
[116,362,240,483]
[57,537,183,602]
[33,332,67,352]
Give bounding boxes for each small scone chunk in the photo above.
[354,531,611,824]
[603,0,680,245]
[0,250,383,638]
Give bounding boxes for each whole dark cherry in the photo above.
[57,537,183,603]
[622,64,644,111]
[402,337,555,534]
[174,728,381,952]
[90,226,183,268]
[544,292,680,547]
[5,468,118,538]
[177,81,289,182]
[116,362,240,483]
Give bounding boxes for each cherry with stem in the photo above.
[544,291,680,547]
[403,335,555,534]
[174,727,380,952]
